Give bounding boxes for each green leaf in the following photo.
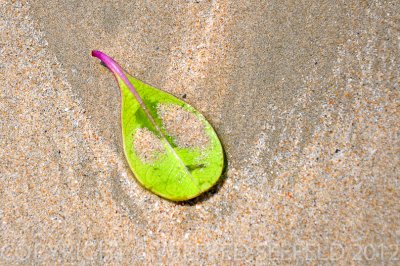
[92,50,224,201]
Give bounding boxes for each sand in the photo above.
[133,128,165,163]
[1,0,399,264]
[157,103,209,149]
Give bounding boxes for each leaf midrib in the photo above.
[121,81,201,192]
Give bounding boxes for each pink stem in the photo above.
[91,50,147,108]
[91,50,160,131]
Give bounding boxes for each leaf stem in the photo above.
[91,51,147,108]
[92,50,161,131]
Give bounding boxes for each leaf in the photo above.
[92,50,224,201]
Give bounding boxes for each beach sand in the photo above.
[1,1,399,264]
